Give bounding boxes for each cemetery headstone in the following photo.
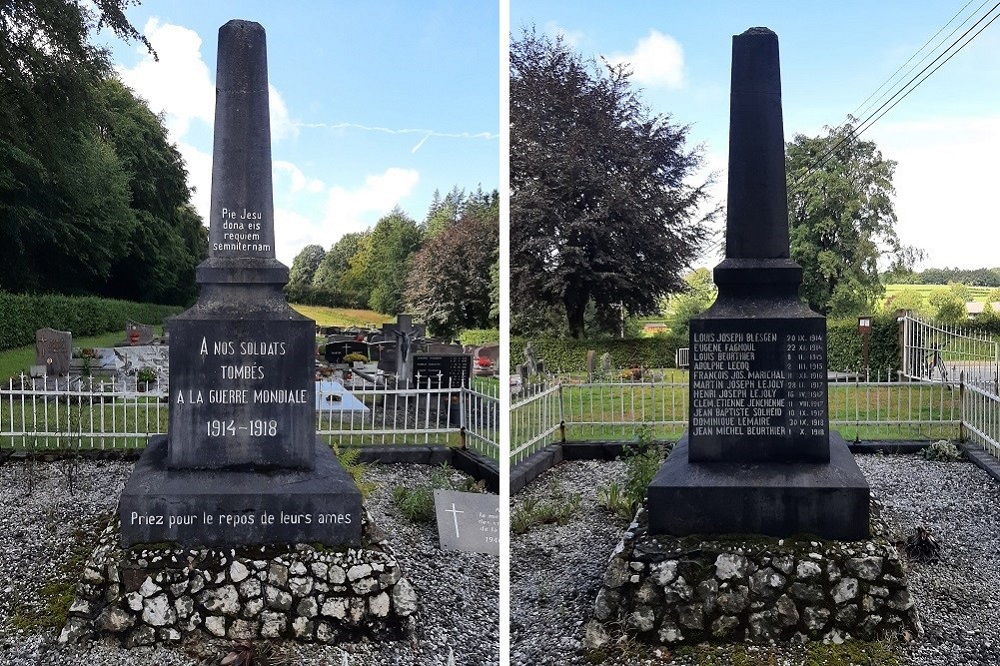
[586,350,596,382]
[324,338,369,364]
[412,353,473,388]
[599,352,612,377]
[478,343,500,366]
[433,489,500,556]
[35,328,71,376]
[119,20,361,548]
[126,321,155,345]
[646,28,869,540]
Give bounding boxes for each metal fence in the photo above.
[510,369,971,463]
[0,374,501,461]
[900,311,999,390]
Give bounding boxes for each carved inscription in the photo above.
[690,331,827,438]
[174,336,304,440]
[212,206,271,253]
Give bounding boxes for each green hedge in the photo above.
[458,329,500,346]
[515,315,903,374]
[511,336,679,372]
[827,315,900,372]
[0,292,184,351]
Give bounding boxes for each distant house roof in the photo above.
[965,301,1000,316]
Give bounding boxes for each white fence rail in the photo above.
[0,374,501,461]
[510,369,971,463]
[900,311,999,390]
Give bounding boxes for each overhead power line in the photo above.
[793,0,1000,187]
[851,0,983,121]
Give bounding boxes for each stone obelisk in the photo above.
[120,20,362,548]
[647,28,870,540]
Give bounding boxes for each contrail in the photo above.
[297,121,498,141]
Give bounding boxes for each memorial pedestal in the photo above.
[120,437,362,547]
[647,433,870,541]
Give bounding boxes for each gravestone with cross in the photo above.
[379,314,426,386]
[35,328,72,377]
[119,20,361,548]
[647,28,869,540]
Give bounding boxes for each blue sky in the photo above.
[510,1,1000,270]
[100,1,499,265]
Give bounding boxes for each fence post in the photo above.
[557,383,565,442]
[959,370,966,443]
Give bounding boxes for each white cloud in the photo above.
[268,84,298,142]
[543,21,584,49]
[867,116,1000,269]
[116,18,215,137]
[274,160,325,194]
[324,168,420,236]
[607,30,685,89]
[274,208,317,265]
[117,18,297,145]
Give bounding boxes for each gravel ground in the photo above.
[0,458,498,666]
[511,453,1000,666]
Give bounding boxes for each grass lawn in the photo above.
[290,304,393,328]
[513,372,963,455]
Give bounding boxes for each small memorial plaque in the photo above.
[433,489,499,555]
[412,353,472,388]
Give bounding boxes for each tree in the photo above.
[510,28,715,339]
[786,119,917,316]
[288,244,325,288]
[364,208,423,314]
[312,232,367,306]
[405,199,499,337]
[662,268,717,347]
[928,289,966,325]
[882,288,929,316]
[98,79,205,304]
[0,1,206,305]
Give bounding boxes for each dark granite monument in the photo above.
[647,28,870,540]
[119,20,361,548]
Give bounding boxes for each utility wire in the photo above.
[854,7,1000,138]
[851,0,983,121]
[792,0,1000,187]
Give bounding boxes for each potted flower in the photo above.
[136,366,157,391]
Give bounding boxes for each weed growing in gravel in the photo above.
[598,425,669,520]
[511,492,582,534]
[10,512,111,633]
[333,443,376,497]
[392,464,485,523]
[921,439,963,462]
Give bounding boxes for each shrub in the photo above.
[511,482,582,534]
[921,440,963,462]
[598,426,670,520]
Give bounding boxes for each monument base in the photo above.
[584,503,921,649]
[58,513,417,646]
[647,432,869,540]
[120,437,362,548]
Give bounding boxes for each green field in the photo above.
[289,304,393,328]
[883,283,994,304]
